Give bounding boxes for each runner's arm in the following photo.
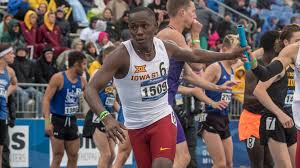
[7,67,17,96]
[163,40,247,63]
[42,73,61,120]
[251,43,296,81]
[183,63,225,91]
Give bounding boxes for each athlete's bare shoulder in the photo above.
[278,42,300,62]
[156,28,187,48]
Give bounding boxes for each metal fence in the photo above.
[15,83,244,119]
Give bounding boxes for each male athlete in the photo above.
[85,7,246,168]
[238,31,279,168]
[251,30,300,168]
[156,0,237,167]
[0,44,17,168]
[43,51,87,168]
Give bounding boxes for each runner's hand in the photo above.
[231,46,251,60]
[211,101,228,110]
[102,114,127,144]
[277,112,294,128]
[45,123,54,137]
[218,80,240,91]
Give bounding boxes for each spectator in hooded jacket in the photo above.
[34,47,58,83]
[0,19,26,48]
[0,14,13,40]
[11,46,43,113]
[20,10,46,58]
[97,31,114,50]
[85,41,100,61]
[38,11,67,56]
[55,7,71,47]
[80,16,99,43]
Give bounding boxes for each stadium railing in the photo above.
[15,83,244,119]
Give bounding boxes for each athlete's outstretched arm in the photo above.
[84,47,126,143]
[251,43,297,81]
[163,40,248,63]
[183,64,234,91]
[253,73,294,128]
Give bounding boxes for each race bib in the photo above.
[221,92,232,103]
[285,90,294,105]
[140,76,168,101]
[65,106,79,115]
[105,96,115,107]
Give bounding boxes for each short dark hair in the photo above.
[167,0,191,17]
[274,24,300,52]
[129,7,156,22]
[68,51,86,67]
[260,30,280,51]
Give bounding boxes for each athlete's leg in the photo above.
[152,158,173,168]
[50,137,65,168]
[297,131,300,168]
[64,138,80,168]
[288,143,297,168]
[93,129,115,168]
[173,141,190,168]
[222,136,233,168]
[202,130,226,168]
[150,114,177,168]
[108,138,116,166]
[128,129,152,168]
[112,131,132,168]
[0,145,3,168]
[268,138,292,168]
[263,144,274,168]
[245,137,271,168]
[173,113,190,168]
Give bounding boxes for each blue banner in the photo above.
[9,119,249,167]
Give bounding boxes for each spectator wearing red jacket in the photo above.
[20,10,46,59]
[38,11,67,56]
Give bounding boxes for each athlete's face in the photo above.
[128,11,157,45]
[76,59,87,75]
[3,51,15,64]
[183,1,197,29]
[285,31,300,46]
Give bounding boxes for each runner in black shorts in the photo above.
[252,26,300,167]
[43,51,87,168]
[252,24,300,168]
[83,46,120,168]
[238,30,280,168]
[197,35,240,168]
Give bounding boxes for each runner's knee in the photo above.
[152,158,173,168]
[67,152,78,161]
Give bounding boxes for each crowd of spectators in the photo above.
[0,0,299,110]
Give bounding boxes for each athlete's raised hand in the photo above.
[191,19,203,35]
[102,115,127,144]
[277,112,294,128]
[211,101,228,110]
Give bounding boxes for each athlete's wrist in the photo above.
[44,118,51,125]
